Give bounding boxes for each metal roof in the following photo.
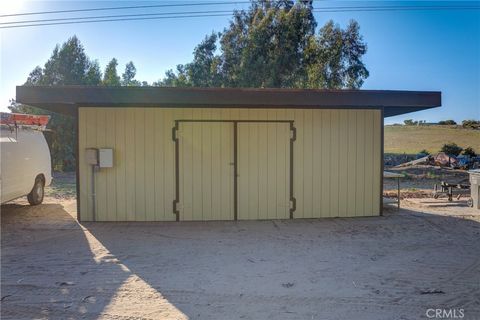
[16,86,441,117]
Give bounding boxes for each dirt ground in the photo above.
[2,190,479,319]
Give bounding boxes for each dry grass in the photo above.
[384,125,480,154]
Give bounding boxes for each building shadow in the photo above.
[2,201,480,319]
[1,201,187,319]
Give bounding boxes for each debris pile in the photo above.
[395,152,480,170]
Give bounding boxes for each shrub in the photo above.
[426,171,439,179]
[438,120,457,125]
[440,143,463,156]
[404,119,418,126]
[463,147,477,157]
[419,149,430,155]
[462,119,480,129]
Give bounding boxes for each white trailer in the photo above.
[0,113,52,205]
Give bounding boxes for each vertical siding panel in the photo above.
[330,110,340,217]
[153,109,164,220]
[144,109,155,221]
[173,108,184,220]
[285,109,295,217]
[125,109,136,221]
[355,111,366,216]
[95,109,107,221]
[229,109,240,218]
[191,109,203,220]
[248,110,259,219]
[220,109,233,220]
[312,110,322,218]
[231,109,240,121]
[346,110,357,217]
[267,110,277,219]
[338,110,349,217]
[201,109,213,220]
[237,110,249,219]
[78,109,88,221]
[163,109,175,221]
[211,109,222,220]
[88,109,98,221]
[161,109,173,221]
[320,110,331,217]
[364,111,374,215]
[248,123,260,219]
[178,111,186,220]
[372,110,382,215]
[276,110,288,218]
[294,109,304,218]
[105,109,117,221]
[115,109,127,221]
[257,110,268,219]
[181,110,194,221]
[134,109,146,221]
[85,109,96,221]
[303,109,313,218]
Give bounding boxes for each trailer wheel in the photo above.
[27,176,45,205]
[467,198,473,208]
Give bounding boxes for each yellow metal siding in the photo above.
[114,110,126,221]
[78,109,88,220]
[78,108,381,221]
[237,122,290,220]
[179,121,234,221]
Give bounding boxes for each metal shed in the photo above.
[16,86,441,221]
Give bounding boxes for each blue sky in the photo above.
[1,1,479,124]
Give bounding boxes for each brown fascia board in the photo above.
[16,86,441,117]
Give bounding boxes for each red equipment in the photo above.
[0,112,50,129]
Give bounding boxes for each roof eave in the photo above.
[16,86,441,117]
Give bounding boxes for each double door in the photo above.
[174,120,294,221]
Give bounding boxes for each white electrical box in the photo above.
[85,148,98,165]
[99,148,113,168]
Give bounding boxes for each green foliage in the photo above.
[418,149,430,155]
[158,0,368,89]
[441,143,463,156]
[403,119,418,126]
[462,119,480,129]
[426,171,439,179]
[305,20,368,89]
[438,120,457,125]
[13,36,147,171]
[13,36,102,171]
[103,58,121,86]
[463,146,477,157]
[122,61,140,86]
[39,36,90,85]
[14,2,370,170]
[404,119,427,126]
[85,60,102,85]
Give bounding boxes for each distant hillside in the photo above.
[384,125,480,154]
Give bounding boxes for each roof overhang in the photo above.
[16,86,441,117]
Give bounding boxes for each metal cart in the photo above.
[384,171,403,209]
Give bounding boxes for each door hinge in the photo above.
[172,124,179,142]
[290,126,297,142]
[289,197,296,219]
[173,200,179,221]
